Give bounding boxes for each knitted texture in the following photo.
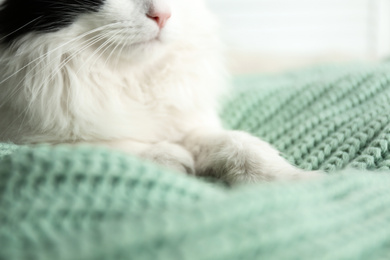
[1,63,390,260]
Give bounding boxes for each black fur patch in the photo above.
[0,0,105,44]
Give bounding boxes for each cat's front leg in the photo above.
[181,128,322,184]
[96,140,195,174]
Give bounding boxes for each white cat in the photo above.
[0,0,320,183]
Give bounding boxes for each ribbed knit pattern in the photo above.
[1,63,390,260]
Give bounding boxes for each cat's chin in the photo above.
[105,38,168,66]
[132,36,161,48]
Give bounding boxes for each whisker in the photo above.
[0,16,43,41]
[0,26,115,123]
[10,34,108,136]
[2,34,104,118]
[115,36,130,72]
[75,30,124,75]
[71,31,125,110]
[0,22,123,85]
[102,31,126,69]
[1,33,105,106]
[29,34,107,104]
[0,22,132,138]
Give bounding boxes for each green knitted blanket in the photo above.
[1,63,390,260]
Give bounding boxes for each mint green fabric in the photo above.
[1,63,390,260]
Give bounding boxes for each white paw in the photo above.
[140,142,195,174]
[183,130,322,184]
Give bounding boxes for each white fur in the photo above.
[0,0,320,183]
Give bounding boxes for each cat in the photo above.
[0,0,320,184]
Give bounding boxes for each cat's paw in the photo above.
[141,142,195,174]
[183,130,322,184]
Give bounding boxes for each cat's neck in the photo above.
[0,35,226,144]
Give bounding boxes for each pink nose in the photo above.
[147,11,171,29]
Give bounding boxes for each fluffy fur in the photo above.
[0,0,320,183]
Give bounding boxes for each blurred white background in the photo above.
[205,0,390,74]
